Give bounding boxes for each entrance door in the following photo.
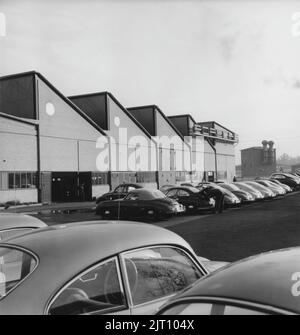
[52,172,78,202]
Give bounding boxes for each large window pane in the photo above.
[8,173,15,189]
[123,247,202,305]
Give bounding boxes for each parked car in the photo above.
[0,221,227,314]
[0,213,47,240]
[233,182,264,200]
[255,179,286,196]
[217,183,255,203]
[270,173,300,190]
[268,179,292,192]
[96,189,185,220]
[197,183,241,207]
[157,247,300,315]
[159,184,177,194]
[165,186,215,213]
[243,181,276,199]
[95,183,143,204]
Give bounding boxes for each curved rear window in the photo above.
[0,228,36,241]
[0,247,37,298]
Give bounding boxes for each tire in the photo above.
[146,208,159,221]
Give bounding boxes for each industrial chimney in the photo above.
[268,140,275,163]
[262,140,268,163]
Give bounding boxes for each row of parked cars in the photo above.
[94,172,300,221]
[0,212,299,314]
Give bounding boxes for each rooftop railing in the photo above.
[191,124,239,143]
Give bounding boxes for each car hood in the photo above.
[197,256,229,272]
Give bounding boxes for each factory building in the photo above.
[0,70,239,205]
[168,116,238,182]
[0,71,108,204]
[241,140,276,178]
[69,93,157,190]
[127,105,193,186]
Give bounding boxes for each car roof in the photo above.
[0,221,195,312]
[116,183,142,188]
[0,213,47,230]
[167,186,198,193]
[167,248,300,313]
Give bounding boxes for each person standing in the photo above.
[199,184,225,214]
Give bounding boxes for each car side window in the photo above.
[48,258,126,315]
[166,189,178,198]
[115,186,125,193]
[126,193,139,201]
[122,247,202,306]
[128,186,136,192]
[177,190,190,197]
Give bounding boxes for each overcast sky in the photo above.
[1,0,300,164]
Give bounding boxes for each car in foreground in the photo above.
[244,181,276,199]
[158,247,300,315]
[95,189,185,220]
[233,182,264,200]
[165,186,215,213]
[95,183,143,204]
[0,213,47,240]
[217,183,254,203]
[270,173,300,191]
[0,221,227,315]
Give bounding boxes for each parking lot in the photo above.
[23,190,300,263]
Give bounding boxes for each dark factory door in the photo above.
[78,172,92,202]
[52,172,78,202]
[52,172,92,202]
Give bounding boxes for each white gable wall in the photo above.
[37,77,106,172]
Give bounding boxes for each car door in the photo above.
[47,257,131,315]
[120,193,140,219]
[119,246,205,315]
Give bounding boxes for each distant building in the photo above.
[241,140,276,178]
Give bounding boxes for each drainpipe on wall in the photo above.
[206,137,218,181]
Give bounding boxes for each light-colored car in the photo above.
[244,181,276,198]
[0,213,47,241]
[234,182,264,200]
[0,221,227,315]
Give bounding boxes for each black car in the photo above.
[95,183,143,204]
[158,248,300,315]
[165,186,215,213]
[95,188,185,221]
[270,173,300,191]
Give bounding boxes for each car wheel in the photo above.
[101,208,112,219]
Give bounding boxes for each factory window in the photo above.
[7,172,38,190]
[92,172,108,185]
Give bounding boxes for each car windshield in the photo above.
[0,247,37,298]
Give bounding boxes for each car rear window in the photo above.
[0,228,36,241]
[0,247,37,298]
